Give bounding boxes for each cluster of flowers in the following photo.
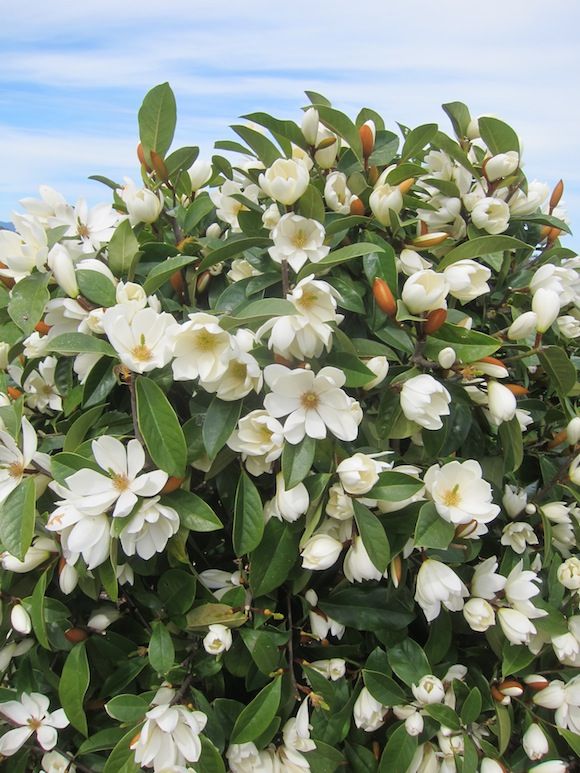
[0,85,578,771]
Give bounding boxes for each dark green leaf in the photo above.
[313,104,363,163]
[197,237,271,273]
[233,471,264,556]
[538,345,576,396]
[63,405,104,452]
[158,569,197,615]
[242,112,307,151]
[424,703,461,730]
[30,570,50,650]
[461,687,482,724]
[442,102,471,139]
[165,146,199,177]
[414,501,455,549]
[77,268,116,308]
[107,220,140,277]
[320,586,414,632]
[136,376,187,477]
[138,82,177,160]
[495,703,511,755]
[250,518,300,596]
[163,490,223,532]
[230,677,281,744]
[59,642,90,735]
[387,639,431,686]
[424,323,500,363]
[558,727,580,756]
[105,694,149,723]
[77,727,127,755]
[499,416,523,473]
[0,477,35,561]
[324,353,375,387]
[400,123,438,162]
[282,435,316,489]
[437,235,529,270]
[182,193,215,233]
[103,725,142,773]
[296,242,380,279]
[366,471,424,502]
[501,643,535,678]
[297,184,325,223]
[231,124,281,166]
[378,724,418,772]
[478,116,520,155]
[47,332,117,358]
[7,272,50,335]
[148,621,175,675]
[142,254,197,294]
[368,130,399,166]
[363,670,407,706]
[353,500,390,572]
[196,735,227,773]
[240,628,281,674]
[82,357,116,408]
[202,397,242,460]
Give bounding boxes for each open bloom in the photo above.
[324,171,356,214]
[264,365,361,444]
[102,306,178,373]
[119,497,180,559]
[171,312,233,382]
[0,416,48,504]
[203,624,233,655]
[471,197,510,234]
[353,687,387,732]
[227,410,284,476]
[415,559,468,622]
[412,675,445,705]
[259,158,310,205]
[443,259,491,303]
[0,693,69,756]
[268,214,329,273]
[400,374,451,430]
[402,270,449,314]
[497,607,537,646]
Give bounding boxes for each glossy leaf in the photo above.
[353,500,390,572]
[250,518,300,596]
[202,397,242,460]
[233,471,264,556]
[107,219,140,277]
[138,82,177,160]
[148,621,175,675]
[136,377,186,477]
[230,677,282,744]
[59,642,90,735]
[8,271,50,335]
[0,477,35,561]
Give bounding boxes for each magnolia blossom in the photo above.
[118,179,163,225]
[399,248,432,276]
[308,658,346,681]
[188,158,212,191]
[264,365,361,444]
[172,312,233,382]
[412,675,445,705]
[533,676,580,734]
[463,597,495,632]
[361,356,389,390]
[227,410,284,476]
[0,693,69,756]
[400,374,451,430]
[487,380,517,424]
[558,557,580,590]
[266,472,309,523]
[507,180,549,216]
[424,459,500,533]
[131,692,207,771]
[22,356,62,413]
[50,198,119,253]
[301,533,343,571]
[46,503,111,570]
[485,151,519,181]
[503,484,527,518]
[258,158,310,205]
[470,196,510,234]
[305,589,345,640]
[268,214,330,272]
[508,311,539,340]
[0,213,48,282]
[532,288,561,333]
[337,452,383,495]
[119,497,180,559]
[1,537,58,573]
[353,687,387,732]
[443,259,490,303]
[314,125,339,168]
[325,483,355,520]
[343,536,384,583]
[501,522,539,554]
[257,312,334,360]
[415,559,469,622]
[324,171,356,213]
[201,348,263,401]
[0,416,48,504]
[497,607,537,646]
[401,270,449,314]
[280,700,316,766]
[557,314,580,338]
[369,183,403,225]
[209,179,260,231]
[101,305,177,374]
[530,263,580,307]
[504,561,547,619]
[203,624,233,655]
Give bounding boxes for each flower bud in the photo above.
[502,485,527,518]
[412,675,445,705]
[390,555,403,588]
[432,348,457,376]
[137,143,150,171]
[259,158,310,205]
[353,687,387,732]
[569,455,580,485]
[463,597,495,632]
[349,197,366,216]
[203,623,233,655]
[471,197,510,234]
[404,711,424,736]
[497,679,524,697]
[301,534,343,571]
[150,150,168,181]
[49,245,79,298]
[337,453,380,496]
[314,133,339,168]
[557,556,580,590]
[372,278,397,317]
[361,356,389,390]
[398,178,415,195]
[487,380,517,424]
[301,108,319,145]
[549,179,564,213]
[532,289,560,333]
[402,270,448,314]
[491,685,511,705]
[10,604,32,634]
[523,674,550,691]
[566,417,580,444]
[369,184,403,224]
[65,627,89,643]
[424,308,447,334]
[359,121,375,158]
[497,607,536,646]
[410,232,449,249]
[480,760,507,773]
[523,724,549,761]
[87,606,121,633]
[529,762,567,773]
[485,151,519,182]
[188,158,212,191]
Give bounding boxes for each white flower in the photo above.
[557,315,580,338]
[301,533,343,571]
[412,675,445,705]
[533,680,566,710]
[23,356,62,413]
[282,700,316,755]
[485,151,519,181]
[337,453,382,495]
[40,750,76,773]
[0,214,48,282]
[530,263,580,307]
[501,522,539,554]
[131,697,207,771]
[471,196,510,234]
[267,472,309,523]
[52,435,167,518]
[227,410,284,476]
[402,270,449,314]
[528,762,568,773]
[0,640,33,673]
[404,712,424,736]
[261,202,281,230]
[0,416,45,504]
[210,180,259,231]
[227,258,262,283]
[87,606,121,632]
[119,497,179,560]
[288,275,342,326]
[325,483,355,520]
[508,311,539,340]
[497,607,537,646]
[48,243,79,297]
[308,658,346,681]
[532,289,560,333]
[264,365,361,444]
[314,126,339,168]
[399,248,432,276]
[101,306,177,374]
[361,356,389,390]
[566,417,580,444]
[507,180,549,216]
[226,742,264,773]
[552,632,579,664]
[558,557,580,590]
[10,604,32,634]
[487,380,517,424]
[400,374,451,431]
[437,347,456,369]
[201,348,262,401]
[0,343,9,370]
[257,313,333,360]
[203,624,233,655]
[171,312,233,382]
[118,179,163,226]
[50,198,119,254]
[353,687,387,732]
[343,536,384,583]
[188,158,212,191]
[502,484,527,518]
[268,214,329,273]
[369,183,403,225]
[305,589,345,640]
[301,108,319,145]
[46,503,111,571]
[1,537,58,573]
[424,459,500,533]
[324,172,355,214]
[443,259,490,303]
[0,693,69,756]
[463,597,495,632]
[504,561,546,619]
[259,158,310,205]
[415,559,469,622]
[58,563,79,594]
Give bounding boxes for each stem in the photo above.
[281,258,290,297]
[127,374,143,446]
[286,594,299,699]
[503,346,543,364]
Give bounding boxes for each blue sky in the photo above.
[1,0,579,248]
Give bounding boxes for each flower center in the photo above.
[130,342,154,362]
[297,289,318,309]
[194,329,218,353]
[442,484,461,507]
[112,473,130,492]
[41,384,54,395]
[292,230,307,249]
[27,718,42,731]
[300,391,319,409]
[77,222,91,239]
[229,362,247,380]
[8,461,25,479]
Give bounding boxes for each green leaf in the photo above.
[387,639,431,686]
[136,376,187,477]
[368,130,399,166]
[165,146,199,177]
[202,397,242,460]
[324,353,375,387]
[414,501,455,549]
[303,742,345,773]
[320,586,414,632]
[424,703,461,731]
[231,124,281,166]
[105,694,149,723]
[250,518,300,596]
[163,490,223,532]
[461,687,482,724]
[240,628,281,674]
[495,703,511,755]
[366,471,424,502]
[77,727,127,755]
[313,104,363,162]
[230,677,282,744]
[182,193,215,233]
[29,570,50,649]
[7,271,50,335]
[437,235,529,270]
[148,620,175,675]
[400,123,438,162]
[345,743,379,773]
[424,323,500,363]
[0,477,35,561]
[59,642,90,735]
[478,116,520,155]
[103,725,142,773]
[233,471,264,556]
[194,735,227,773]
[538,345,576,396]
[82,357,116,408]
[501,643,535,678]
[63,404,104,452]
[242,111,307,151]
[442,102,471,139]
[47,332,117,358]
[363,670,407,706]
[107,220,140,277]
[499,416,524,473]
[378,724,418,772]
[558,727,580,756]
[158,568,197,614]
[296,242,379,279]
[197,236,271,273]
[282,435,316,489]
[219,299,298,331]
[138,82,177,161]
[297,184,326,223]
[142,254,197,294]
[78,268,117,308]
[353,500,390,572]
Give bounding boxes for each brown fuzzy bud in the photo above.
[350,197,366,216]
[547,226,561,245]
[150,150,168,181]
[424,308,447,334]
[497,678,524,697]
[548,429,568,449]
[503,383,528,396]
[411,232,449,249]
[398,178,415,195]
[161,476,185,495]
[359,123,375,158]
[137,143,151,172]
[480,356,505,369]
[170,270,185,295]
[372,278,397,317]
[549,179,564,213]
[7,387,22,400]
[523,674,549,691]
[65,628,89,643]
[390,555,403,588]
[491,685,510,704]
[367,166,379,186]
[34,320,51,336]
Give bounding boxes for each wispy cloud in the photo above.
[1,0,578,245]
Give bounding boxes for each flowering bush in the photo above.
[0,83,579,772]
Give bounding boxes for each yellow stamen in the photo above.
[8,462,24,479]
[112,473,130,492]
[194,329,218,353]
[300,391,319,410]
[442,484,461,507]
[292,230,307,249]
